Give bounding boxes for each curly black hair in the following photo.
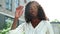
[25,1,48,23]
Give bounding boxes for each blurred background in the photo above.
[0,0,60,34]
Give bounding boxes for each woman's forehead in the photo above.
[30,3,39,8]
[31,2,39,6]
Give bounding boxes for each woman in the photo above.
[9,1,54,34]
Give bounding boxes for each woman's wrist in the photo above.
[15,16,19,19]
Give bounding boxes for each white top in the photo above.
[9,20,54,34]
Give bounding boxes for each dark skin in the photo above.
[29,2,41,28]
[11,6,23,30]
[31,18,41,28]
[11,2,41,30]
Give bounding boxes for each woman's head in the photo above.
[25,1,48,23]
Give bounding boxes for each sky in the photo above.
[34,0,60,21]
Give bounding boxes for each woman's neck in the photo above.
[31,18,41,28]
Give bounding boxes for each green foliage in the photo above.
[0,18,13,34]
[51,19,60,22]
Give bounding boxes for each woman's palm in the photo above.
[15,6,23,18]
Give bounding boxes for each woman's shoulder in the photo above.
[11,22,27,31]
[16,22,27,30]
[42,20,51,26]
[9,23,27,34]
[43,20,52,28]
[42,20,50,24]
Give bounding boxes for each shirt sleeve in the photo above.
[8,30,17,34]
[8,23,25,34]
[46,21,54,34]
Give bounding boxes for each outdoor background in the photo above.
[0,0,60,34]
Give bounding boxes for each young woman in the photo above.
[9,1,54,34]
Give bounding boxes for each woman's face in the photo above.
[29,2,38,18]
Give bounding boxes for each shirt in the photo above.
[9,20,54,34]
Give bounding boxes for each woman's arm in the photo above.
[11,6,23,30]
[11,17,18,30]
